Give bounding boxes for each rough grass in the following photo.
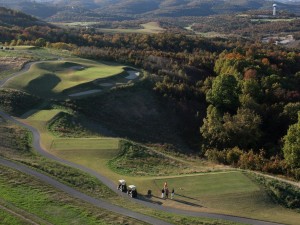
[0,88,42,116]
[109,140,188,176]
[0,47,70,61]
[47,111,100,137]
[4,58,125,98]
[74,79,189,150]
[0,208,32,225]
[0,165,145,225]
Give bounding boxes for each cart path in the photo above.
[0,60,284,225]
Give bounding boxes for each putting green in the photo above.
[4,58,125,98]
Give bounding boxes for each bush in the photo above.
[205,149,227,164]
[238,150,266,170]
[226,147,243,165]
[262,156,287,175]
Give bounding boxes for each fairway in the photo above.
[51,138,119,150]
[28,109,63,121]
[154,172,260,197]
[4,58,125,98]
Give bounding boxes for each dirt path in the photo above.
[0,60,284,225]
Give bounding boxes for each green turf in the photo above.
[154,172,260,197]
[28,109,63,121]
[4,58,125,98]
[51,138,119,150]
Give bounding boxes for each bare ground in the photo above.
[0,57,29,73]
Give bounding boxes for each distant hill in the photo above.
[0,6,48,27]
[0,0,300,20]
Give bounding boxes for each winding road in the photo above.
[0,60,284,225]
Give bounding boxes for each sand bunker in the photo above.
[99,83,114,87]
[70,66,85,70]
[126,71,140,80]
[69,89,102,97]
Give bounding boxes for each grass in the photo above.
[0,208,32,225]
[54,21,164,34]
[51,138,119,150]
[28,109,63,121]
[109,140,189,176]
[4,58,125,99]
[0,165,145,225]
[154,172,260,197]
[0,46,71,61]
[0,89,42,116]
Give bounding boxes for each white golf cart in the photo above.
[117,179,127,192]
[127,185,137,198]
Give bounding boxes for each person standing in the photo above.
[165,188,169,199]
[161,188,165,199]
[171,188,175,199]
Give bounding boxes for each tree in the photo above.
[283,112,300,168]
[200,105,227,148]
[223,108,262,149]
[35,38,46,47]
[206,74,240,112]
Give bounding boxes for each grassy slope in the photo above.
[74,79,189,150]
[0,165,145,225]
[4,58,124,98]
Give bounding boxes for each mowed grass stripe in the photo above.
[51,138,119,150]
[154,172,260,197]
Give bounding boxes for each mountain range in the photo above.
[0,0,300,21]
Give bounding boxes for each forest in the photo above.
[0,6,300,180]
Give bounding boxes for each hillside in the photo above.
[1,0,300,21]
[0,7,46,27]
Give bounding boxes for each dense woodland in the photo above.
[0,7,300,180]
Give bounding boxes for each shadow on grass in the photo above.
[138,195,163,205]
[176,193,199,201]
[172,198,204,208]
[139,194,204,208]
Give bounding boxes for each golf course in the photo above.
[0,47,299,225]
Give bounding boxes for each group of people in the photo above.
[161,182,174,199]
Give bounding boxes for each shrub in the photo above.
[238,150,266,170]
[205,149,227,164]
[226,147,243,165]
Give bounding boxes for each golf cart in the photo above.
[127,185,137,198]
[117,179,127,192]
